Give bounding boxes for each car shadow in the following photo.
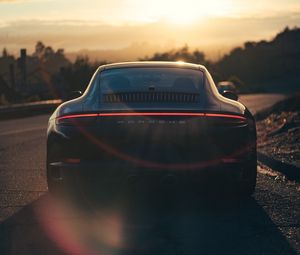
[0,192,297,255]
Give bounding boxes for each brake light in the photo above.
[98,112,206,117]
[204,113,246,121]
[56,113,98,125]
[57,113,98,120]
[56,112,246,123]
[97,112,246,122]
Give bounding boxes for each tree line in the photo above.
[0,27,299,104]
[141,27,300,93]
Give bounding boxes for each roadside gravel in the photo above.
[256,95,300,170]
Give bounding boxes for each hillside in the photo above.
[215,27,300,93]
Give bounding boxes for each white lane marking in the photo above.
[0,126,45,136]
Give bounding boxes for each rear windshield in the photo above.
[98,67,204,104]
[99,67,203,93]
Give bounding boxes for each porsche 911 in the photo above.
[47,62,257,199]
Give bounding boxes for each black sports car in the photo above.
[47,62,257,199]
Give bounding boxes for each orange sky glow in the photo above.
[0,0,300,61]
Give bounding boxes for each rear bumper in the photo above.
[48,112,256,165]
[48,159,254,192]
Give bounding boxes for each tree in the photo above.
[215,27,300,92]
[34,41,45,59]
[141,45,209,65]
[43,46,55,60]
[56,49,64,55]
[2,48,8,57]
[60,56,98,93]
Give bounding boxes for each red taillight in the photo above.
[56,112,246,123]
[56,113,98,125]
[57,113,98,120]
[97,112,206,117]
[204,113,246,121]
[99,112,246,121]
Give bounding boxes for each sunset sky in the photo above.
[1,0,300,60]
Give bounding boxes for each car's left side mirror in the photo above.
[68,90,82,100]
[222,91,238,101]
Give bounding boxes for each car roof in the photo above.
[99,61,207,72]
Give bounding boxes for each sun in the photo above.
[149,1,206,25]
[88,0,235,26]
[129,0,233,25]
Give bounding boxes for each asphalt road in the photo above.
[0,94,299,255]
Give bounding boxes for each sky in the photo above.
[1,0,300,60]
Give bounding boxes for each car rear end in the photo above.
[47,64,256,200]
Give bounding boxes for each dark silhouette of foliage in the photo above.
[141,46,210,67]
[215,27,300,92]
[2,48,8,58]
[60,56,106,96]
[1,27,300,104]
[33,41,46,59]
[143,27,300,93]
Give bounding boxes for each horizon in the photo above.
[1,0,300,61]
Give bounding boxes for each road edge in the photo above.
[257,152,300,182]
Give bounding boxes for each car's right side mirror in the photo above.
[222,91,238,101]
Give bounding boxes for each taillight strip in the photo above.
[57,112,246,121]
[204,113,246,120]
[98,112,206,117]
[57,113,98,121]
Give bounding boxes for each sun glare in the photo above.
[129,0,234,25]
[147,1,205,25]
